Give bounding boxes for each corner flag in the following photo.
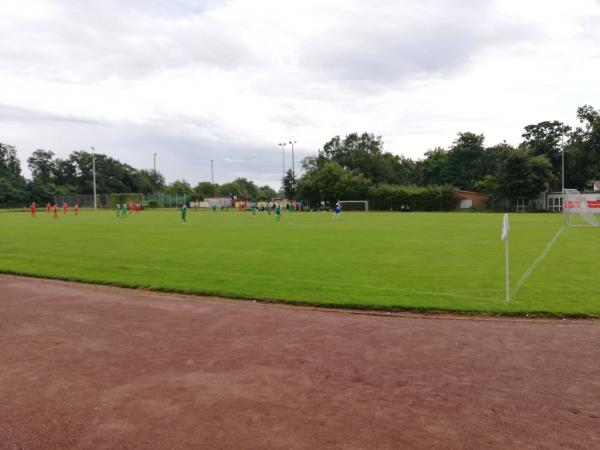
[501,213,509,241]
[501,213,510,303]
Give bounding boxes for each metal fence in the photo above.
[53,193,195,209]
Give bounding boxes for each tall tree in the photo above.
[256,185,277,201]
[521,120,571,189]
[166,180,192,195]
[418,147,450,186]
[494,150,553,205]
[282,169,298,199]
[566,105,600,190]
[0,143,27,206]
[193,181,219,199]
[27,150,55,182]
[445,132,485,191]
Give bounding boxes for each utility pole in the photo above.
[289,140,297,179]
[211,159,214,184]
[91,147,97,210]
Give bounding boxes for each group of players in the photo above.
[115,202,141,219]
[29,201,80,219]
[28,199,343,222]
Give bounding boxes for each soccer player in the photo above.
[46,202,51,214]
[53,203,59,220]
[30,202,36,217]
[333,200,341,220]
[128,202,133,215]
[62,202,68,215]
[135,202,140,216]
[252,204,257,216]
[74,203,79,216]
[116,203,121,219]
[181,203,187,224]
[275,203,281,222]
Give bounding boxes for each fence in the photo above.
[53,193,198,209]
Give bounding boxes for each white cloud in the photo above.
[1,0,599,188]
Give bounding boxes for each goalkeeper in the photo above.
[333,200,341,220]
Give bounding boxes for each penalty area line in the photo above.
[513,226,564,294]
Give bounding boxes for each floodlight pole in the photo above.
[211,159,214,184]
[91,147,97,210]
[278,142,286,194]
[561,136,567,226]
[289,140,297,179]
[153,153,157,192]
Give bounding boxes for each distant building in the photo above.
[190,197,232,208]
[454,190,487,209]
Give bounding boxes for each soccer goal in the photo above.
[563,189,599,227]
[339,200,369,212]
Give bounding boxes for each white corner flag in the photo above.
[501,213,510,303]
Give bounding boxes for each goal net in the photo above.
[564,189,599,227]
[339,200,369,212]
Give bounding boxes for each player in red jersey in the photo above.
[74,203,79,216]
[30,202,36,217]
[46,202,51,214]
[53,204,59,220]
[128,202,133,215]
[135,202,140,216]
[62,202,68,215]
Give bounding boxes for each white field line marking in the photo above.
[513,227,564,294]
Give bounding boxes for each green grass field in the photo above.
[0,209,598,316]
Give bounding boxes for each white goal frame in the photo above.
[339,200,369,212]
[563,189,599,227]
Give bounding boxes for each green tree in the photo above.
[28,150,55,182]
[256,185,277,201]
[53,158,77,187]
[298,161,371,206]
[494,150,553,205]
[282,169,298,199]
[0,143,27,206]
[521,120,571,189]
[565,105,600,190]
[134,169,158,193]
[166,179,192,195]
[418,147,450,186]
[194,181,219,199]
[219,178,258,199]
[445,132,485,191]
[319,132,415,184]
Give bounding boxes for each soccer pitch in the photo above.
[0,209,598,316]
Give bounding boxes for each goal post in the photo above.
[339,200,369,212]
[563,189,600,227]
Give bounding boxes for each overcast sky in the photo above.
[1,0,599,188]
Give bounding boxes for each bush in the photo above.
[368,184,457,211]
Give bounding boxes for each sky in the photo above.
[1,0,599,188]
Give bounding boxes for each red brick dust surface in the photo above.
[1,275,600,450]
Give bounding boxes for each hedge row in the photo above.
[367,184,457,211]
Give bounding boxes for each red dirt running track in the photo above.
[1,275,599,449]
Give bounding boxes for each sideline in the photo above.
[513,226,564,294]
[1,273,594,323]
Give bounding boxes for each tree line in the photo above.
[288,105,600,209]
[0,147,278,206]
[1,104,599,208]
